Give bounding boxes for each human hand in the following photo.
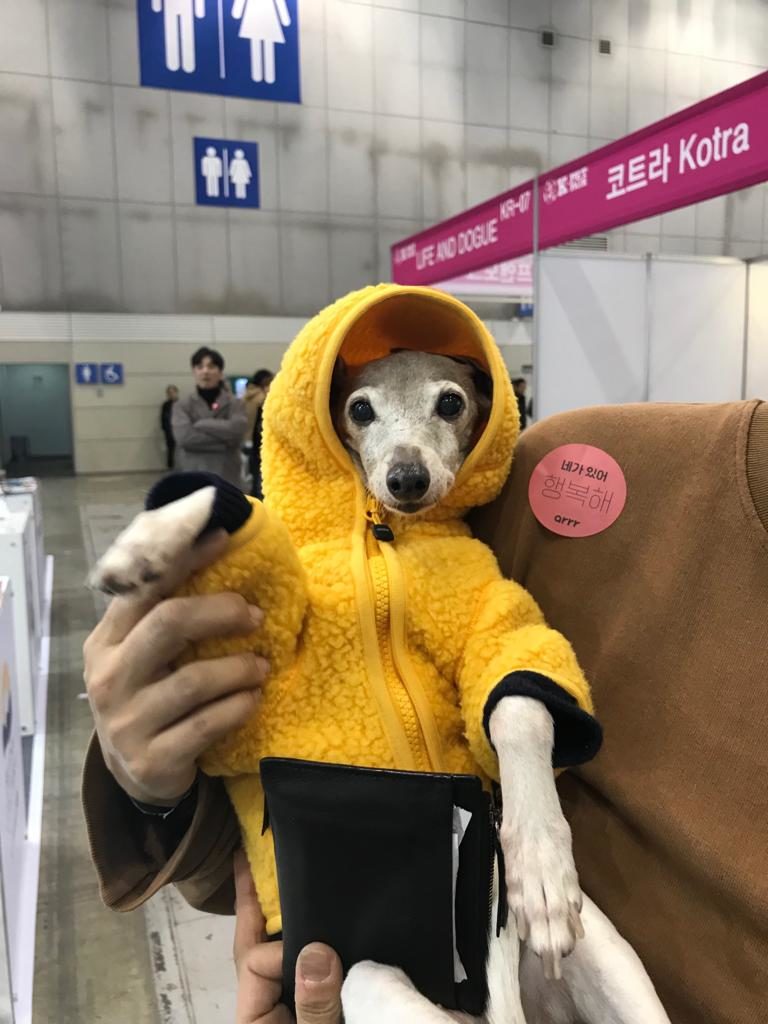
[83,531,270,805]
[233,850,343,1024]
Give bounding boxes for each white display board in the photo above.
[537,252,649,421]
[648,257,746,403]
[744,261,768,400]
[0,514,38,735]
[0,578,25,1023]
[2,486,44,641]
[537,252,751,419]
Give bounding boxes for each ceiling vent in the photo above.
[598,38,612,55]
[557,235,610,252]
[540,29,555,47]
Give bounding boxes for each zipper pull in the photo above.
[365,497,395,542]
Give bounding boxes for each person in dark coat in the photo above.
[248,369,274,499]
[512,377,528,431]
[160,385,179,469]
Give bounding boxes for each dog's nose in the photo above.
[386,463,430,502]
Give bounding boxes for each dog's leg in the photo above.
[520,892,671,1024]
[485,908,528,1024]
[88,485,217,597]
[489,697,583,978]
[341,962,479,1024]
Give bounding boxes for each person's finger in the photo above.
[235,940,285,1023]
[234,849,266,969]
[147,687,263,765]
[294,944,343,1024]
[115,592,263,690]
[137,653,270,733]
[251,1008,291,1024]
[92,530,230,648]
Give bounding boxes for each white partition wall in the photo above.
[537,252,649,421]
[537,252,751,418]
[648,257,746,404]
[745,261,768,400]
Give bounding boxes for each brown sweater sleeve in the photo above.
[81,733,240,916]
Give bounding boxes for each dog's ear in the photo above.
[470,365,493,403]
[330,356,349,407]
[446,356,493,411]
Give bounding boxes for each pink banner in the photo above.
[538,69,768,248]
[392,70,768,285]
[438,256,533,297]
[391,181,533,286]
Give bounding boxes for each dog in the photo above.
[91,348,671,1024]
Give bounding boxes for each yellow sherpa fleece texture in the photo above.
[176,284,592,934]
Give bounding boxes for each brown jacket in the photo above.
[83,400,768,1024]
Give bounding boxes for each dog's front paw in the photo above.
[88,510,174,596]
[500,815,584,980]
[89,485,217,598]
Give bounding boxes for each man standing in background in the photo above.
[160,385,179,469]
[512,377,530,431]
[246,369,274,499]
[173,347,247,487]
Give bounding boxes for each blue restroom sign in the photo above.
[75,363,99,385]
[137,0,301,103]
[194,137,260,207]
[100,363,125,385]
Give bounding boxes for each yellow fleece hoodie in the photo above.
[170,284,596,935]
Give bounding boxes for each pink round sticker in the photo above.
[528,444,627,538]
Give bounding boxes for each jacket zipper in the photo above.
[364,498,431,771]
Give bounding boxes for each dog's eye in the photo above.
[437,392,464,420]
[350,399,375,424]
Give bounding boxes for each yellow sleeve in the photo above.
[175,497,307,676]
[457,578,600,781]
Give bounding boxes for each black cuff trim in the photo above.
[482,672,603,769]
[146,471,252,536]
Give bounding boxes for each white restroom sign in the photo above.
[194,137,260,207]
[137,0,301,103]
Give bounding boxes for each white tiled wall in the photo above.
[0,311,531,471]
[0,0,766,317]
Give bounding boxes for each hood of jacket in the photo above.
[262,285,519,547]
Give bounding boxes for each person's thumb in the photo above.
[294,943,343,1024]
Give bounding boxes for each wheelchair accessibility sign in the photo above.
[137,0,301,103]
[100,363,125,385]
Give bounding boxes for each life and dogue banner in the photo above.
[392,69,768,287]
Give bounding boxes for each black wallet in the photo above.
[260,757,497,1015]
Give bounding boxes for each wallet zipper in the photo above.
[490,784,508,937]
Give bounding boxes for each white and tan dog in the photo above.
[92,351,670,1024]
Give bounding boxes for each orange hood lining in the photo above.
[337,293,492,373]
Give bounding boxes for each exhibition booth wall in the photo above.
[536,251,759,420]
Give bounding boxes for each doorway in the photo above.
[0,364,74,477]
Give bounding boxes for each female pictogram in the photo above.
[231,0,291,84]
